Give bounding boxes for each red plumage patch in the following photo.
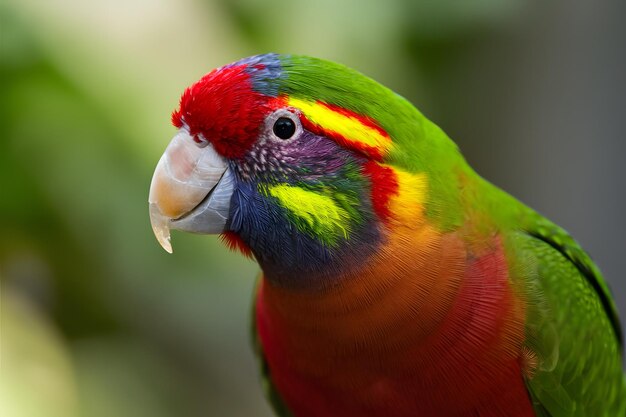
[172,64,271,159]
[220,231,254,258]
[362,161,399,222]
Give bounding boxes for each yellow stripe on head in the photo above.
[287,97,393,159]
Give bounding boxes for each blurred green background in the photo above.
[2,1,625,416]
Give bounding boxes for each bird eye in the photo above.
[273,117,296,140]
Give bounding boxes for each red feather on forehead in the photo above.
[172,64,273,158]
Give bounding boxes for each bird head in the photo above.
[149,54,458,288]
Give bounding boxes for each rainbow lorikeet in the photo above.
[148,54,625,417]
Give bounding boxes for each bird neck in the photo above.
[257,221,466,355]
[255,225,532,416]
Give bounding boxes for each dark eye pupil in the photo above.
[273,117,296,139]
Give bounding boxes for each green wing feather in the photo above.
[512,214,626,417]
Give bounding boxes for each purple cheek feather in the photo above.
[237,130,362,182]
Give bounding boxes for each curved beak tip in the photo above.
[149,203,173,254]
[157,232,173,254]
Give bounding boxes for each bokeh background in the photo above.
[2,1,625,416]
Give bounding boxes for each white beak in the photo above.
[148,129,233,253]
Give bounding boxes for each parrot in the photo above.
[148,53,626,417]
